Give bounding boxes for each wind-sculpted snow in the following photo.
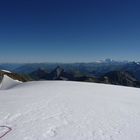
[0,75,22,90]
[0,80,140,140]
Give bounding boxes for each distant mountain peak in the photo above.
[51,66,64,80]
[99,70,140,87]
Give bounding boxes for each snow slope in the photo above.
[0,80,140,140]
[0,75,22,90]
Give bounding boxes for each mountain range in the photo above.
[0,60,140,88]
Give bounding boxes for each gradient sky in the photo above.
[0,0,140,62]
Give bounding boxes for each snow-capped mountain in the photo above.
[0,69,29,82]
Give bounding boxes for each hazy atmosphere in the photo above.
[0,0,140,62]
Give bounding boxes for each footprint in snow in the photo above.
[43,127,57,138]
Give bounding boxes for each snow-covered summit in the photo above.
[0,81,140,140]
[1,69,12,73]
[0,75,22,90]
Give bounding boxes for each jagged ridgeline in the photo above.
[0,61,140,88]
[28,66,140,88]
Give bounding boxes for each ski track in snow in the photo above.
[0,80,140,139]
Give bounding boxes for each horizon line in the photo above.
[0,60,139,64]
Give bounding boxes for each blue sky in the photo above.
[0,0,140,62]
